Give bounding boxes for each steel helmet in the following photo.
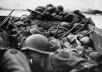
[85,47,94,55]
[30,28,40,34]
[57,5,64,12]
[62,11,69,17]
[76,33,84,39]
[64,14,73,22]
[22,34,49,53]
[38,27,44,33]
[20,15,29,21]
[80,30,88,35]
[73,10,85,18]
[46,4,54,7]
[76,46,85,51]
[59,22,70,30]
[22,30,31,37]
[80,36,92,46]
[35,6,45,13]
[15,21,25,27]
[49,38,61,51]
[23,19,31,24]
[46,7,55,14]
[0,37,7,48]
[89,52,102,63]
[75,46,85,55]
[67,34,76,42]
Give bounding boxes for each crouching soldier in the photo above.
[0,49,32,72]
[0,34,100,72]
[21,34,97,72]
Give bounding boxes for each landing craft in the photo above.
[0,5,102,71]
[0,9,102,55]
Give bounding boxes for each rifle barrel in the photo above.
[59,23,80,40]
[74,18,90,34]
[0,9,14,27]
[16,28,25,37]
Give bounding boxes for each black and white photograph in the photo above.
[0,0,102,72]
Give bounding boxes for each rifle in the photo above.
[27,9,42,15]
[15,28,26,37]
[54,23,60,37]
[9,16,19,32]
[74,18,90,34]
[58,23,81,40]
[0,9,14,27]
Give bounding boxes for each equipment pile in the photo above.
[0,4,102,72]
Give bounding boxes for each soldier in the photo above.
[56,22,71,38]
[0,28,8,47]
[0,36,7,49]
[15,21,25,31]
[56,5,64,15]
[89,51,102,63]
[20,15,29,22]
[48,22,70,38]
[30,28,41,35]
[35,6,45,13]
[73,10,85,20]
[0,36,8,71]
[0,34,101,72]
[23,19,31,27]
[21,34,97,72]
[0,49,32,72]
[57,5,64,12]
[49,37,62,52]
[63,12,80,27]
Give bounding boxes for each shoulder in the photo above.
[3,49,27,61]
[4,49,21,55]
[1,49,32,72]
[51,49,72,60]
[51,48,81,64]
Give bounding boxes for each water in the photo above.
[0,10,30,17]
[85,14,102,29]
[0,10,102,29]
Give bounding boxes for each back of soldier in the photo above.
[38,48,97,72]
[0,49,32,72]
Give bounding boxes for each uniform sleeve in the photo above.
[70,13,80,26]
[51,49,97,72]
[1,49,32,72]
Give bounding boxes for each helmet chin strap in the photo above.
[21,47,51,55]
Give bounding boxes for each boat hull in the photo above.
[88,24,102,55]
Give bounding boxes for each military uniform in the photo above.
[64,12,80,27]
[0,49,32,72]
[35,48,97,72]
[0,28,7,47]
[0,48,97,72]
